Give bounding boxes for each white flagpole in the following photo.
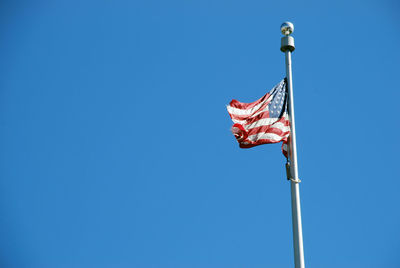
[280,22,305,268]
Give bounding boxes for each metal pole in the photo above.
[280,22,305,268]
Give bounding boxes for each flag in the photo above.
[226,78,290,157]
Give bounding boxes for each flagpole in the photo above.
[280,22,305,268]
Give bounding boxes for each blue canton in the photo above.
[268,80,287,118]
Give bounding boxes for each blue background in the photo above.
[1,0,399,267]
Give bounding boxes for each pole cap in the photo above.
[280,22,295,52]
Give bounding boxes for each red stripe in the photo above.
[245,113,290,128]
[247,125,290,136]
[277,116,290,126]
[282,139,288,158]
[238,138,282,148]
[229,93,270,110]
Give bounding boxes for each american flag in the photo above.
[226,79,290,157]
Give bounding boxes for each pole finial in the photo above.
[281,21,294,36]
[280,22,295,52]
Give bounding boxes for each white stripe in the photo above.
[245,118,279,130]
[226,94,273,116]
[230,110,289,127]
[248,132,286,142]
[235,118,290,132]
[231,118,246,124]
[229,108,271,125]
[250,121,290,133]
[271,122,290,131]
[247,124,290,140]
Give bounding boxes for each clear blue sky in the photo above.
[0,0,399,267]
